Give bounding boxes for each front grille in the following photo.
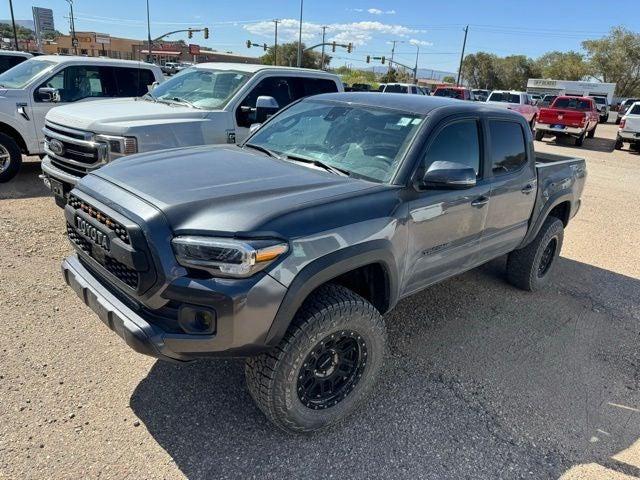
[67,223,140,289]
[68,194,130,244]
[44,122,104,173]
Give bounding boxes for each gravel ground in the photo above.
[1,122,639,480]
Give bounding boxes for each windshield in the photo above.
[0,58,56,89]
[488,92,520,104]
[148,68,251,109]
[593,97,606,105]
[434,88,462,99]
[384,84,408,93]
[246,99,423,183]
[552,98,592,110]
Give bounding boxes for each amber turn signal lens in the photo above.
[255,244,288,263]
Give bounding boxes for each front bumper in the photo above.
[41,156,81,207]
[62,254,288,361]
[536,123,585,136]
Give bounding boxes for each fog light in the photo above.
[178,306,216,334]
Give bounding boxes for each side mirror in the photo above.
[255,95,279,123]
[421,161,477,189]
[148,81,159,92]
[249,123,262,134]
[37,87,60,103]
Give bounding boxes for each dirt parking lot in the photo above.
[1,122,639,480]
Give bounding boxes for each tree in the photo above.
[497,55,541,90]
[0,23,34,41]
[536,51,589,81]
[42,29,64,40]
[260,42,329,69]
[442,75,456,84]
[583,26,640,97]
[461,52,502,89]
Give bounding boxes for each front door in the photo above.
[405,117,490,295]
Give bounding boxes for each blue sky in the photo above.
[6,0,640,73]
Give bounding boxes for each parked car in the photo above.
[0,55,163,182]
[471,89,490,102]
[432,86,471,100]
[161,62,179,75]
[615,98,640,124]
[60,93,586,433]
[41,63,342,205]
[0,50,32,74]
[485,90,539,129]
[591,96,610,123]
[381,83,424,94]
[615,101,640,151]
[539,95,557,108]
[535,96,599,146]
[529,93,543,105]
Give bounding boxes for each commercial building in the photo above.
[526,78,617,104]
[43,32,141,60]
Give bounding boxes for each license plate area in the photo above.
[551,124,565,130]
[50,178,65,199]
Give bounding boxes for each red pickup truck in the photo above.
[535,96,599,146]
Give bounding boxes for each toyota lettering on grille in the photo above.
[75,217,110,251]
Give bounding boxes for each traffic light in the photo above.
[188,29,193,39]
[246,40,252,49]
[347,43,353,53]
[331,41,336,53]
[381,56,385,64]
[366,55,370,63]
[203,27,209,39]
[263,43,268,51]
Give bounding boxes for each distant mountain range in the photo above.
[368,65,456,81]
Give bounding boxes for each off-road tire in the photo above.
[535,130,545,141]
[614,136,624,150]
[587,124,596,139]
[574,132,585,147]
[0,133,22,183]
[506,216,564,292]
[245,284,387,433]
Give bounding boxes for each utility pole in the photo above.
[146,0,152,62]
[296,0,304,67]
[389,40,399,74]
[413,44,420,82]
[456,25,468,87]
[8,0,19,51]
[65,0,77,55]
[273,19,279,66]
[320,26,327,70]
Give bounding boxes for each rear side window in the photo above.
[113,67,156,96]
[489,121,527,176]
[421,120,481,176]
[629,104,640,115]
[298,78,338,97]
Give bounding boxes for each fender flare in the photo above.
[264,239,400,346]
[519,192,573,248]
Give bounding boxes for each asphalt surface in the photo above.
[1,121,639,479]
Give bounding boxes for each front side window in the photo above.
[150,68,251,110]
[420,120,480,177]
[237,76,296,127]
[0,58,56,89]
[246,99,423,183]
[37,65,114,103]
[489,121,527,175]
[298,78,338,97]
[113,67,155,96]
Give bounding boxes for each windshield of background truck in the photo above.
[552,98,592,110]
[384,84,409,93]
[148,68,251,109]
[593,97,606,105]
[488,92,520,104]
[247,99,423,183]
[434,88,462,99]
[0,58,56,89]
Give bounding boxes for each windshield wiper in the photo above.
[243,143,281,159]
[283,154,350,176]
[167,96,199,108]
[141,92,156,102]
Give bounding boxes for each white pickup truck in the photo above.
[485,90,539,129]
[0,55,163,182]
[615,101,640,151]
[40,63,343,205]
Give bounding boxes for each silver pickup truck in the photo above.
[60,93,586,433]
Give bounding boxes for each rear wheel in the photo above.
[0,133,22,183]
[506,216,564,291]
[587,124,596,139]
[535,130,545,141]
[246,284,387,433]
[529,115,537,133]
[574,132,585,147]
[614,136,624,150]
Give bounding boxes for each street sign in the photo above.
[72,37,79,47]
[189,44,200,55]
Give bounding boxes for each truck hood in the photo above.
[46,98,213,135]
[88,145,379,234]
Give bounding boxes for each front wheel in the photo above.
[0,132,22,183]
[529,115,537,133]
[506,216,564,291]
[535,130,545,141]
[246,284,387,433]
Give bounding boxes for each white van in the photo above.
[0,55,163,182]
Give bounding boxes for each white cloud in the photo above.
[409,38,434,47]
[244,19,424,47]
[367,8,396,14]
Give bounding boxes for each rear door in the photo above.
[478,118,536,262]
[404,115,491,294]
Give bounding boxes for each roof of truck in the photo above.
[310,92,514,116]
[191,62,339,77]
[29,55,160,68]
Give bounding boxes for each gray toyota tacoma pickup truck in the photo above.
[60,93,586,433]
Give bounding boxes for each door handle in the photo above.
[521,184,534,194]
[471,195,489,207]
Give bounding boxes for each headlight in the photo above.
[95,134,138,160]
[171,236,288,278]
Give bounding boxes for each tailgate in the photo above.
[622,115,640,133]
[539,108,585,126]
